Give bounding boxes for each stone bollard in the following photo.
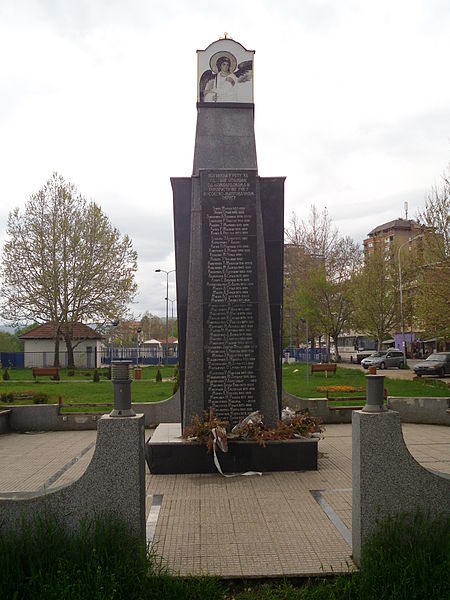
[362,374,386,413]
[110,360,136,417]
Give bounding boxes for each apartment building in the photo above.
[363,218,423,258]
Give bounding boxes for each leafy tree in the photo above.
[283,242,322,349]
[285,207,362,360]
[140,312,166,341]
[0,330,23,352]
[0,173,138,367]
[351,245,401,349]
[416,166,450,343]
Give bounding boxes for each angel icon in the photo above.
[199,51,252,103]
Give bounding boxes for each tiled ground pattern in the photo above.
[0,430,97,492]
[402,423,450,474]
[1,423,449,577]
[147,425,356,576]
[146,423,450,577]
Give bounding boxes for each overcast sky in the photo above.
[1,0,449,320]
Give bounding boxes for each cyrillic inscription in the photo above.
[202,171,258,426]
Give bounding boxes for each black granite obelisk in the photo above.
[171,39,284,430]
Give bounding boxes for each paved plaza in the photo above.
[1,423,449,577]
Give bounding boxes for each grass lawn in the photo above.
[283,363,449,406]
[0,365,177,411]
[2,511,449,599]
[1,363,448,412]
[0,365,176,381]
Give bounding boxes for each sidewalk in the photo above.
[342,361,413,380]
[1,423,449,577]
[146,423,450,577]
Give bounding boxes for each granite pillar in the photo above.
[172,104,284,430]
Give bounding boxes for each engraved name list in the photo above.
[202,171,259,426]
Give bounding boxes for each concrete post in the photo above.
[362,374,386,413]
[110,360,136,417]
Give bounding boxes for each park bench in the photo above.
[32,367,60,380]
[311,363,336,375]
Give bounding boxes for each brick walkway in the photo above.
[1,423,449,577]
[0,430,97,492]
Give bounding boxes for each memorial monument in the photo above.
[173,36,284,430]
[147,38,318,473]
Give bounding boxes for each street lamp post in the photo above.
[289,297,293,356]
[109,319,120,366]
[398,234,422,367]
[300,317,309,385]
[155,269,175,365]
[167,298,176,355]
[136,327,142,367]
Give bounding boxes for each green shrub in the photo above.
[104,366,111,379]
[84,371,91,377]
[0,513,150,600]
[155,368,162,382]
[0,510,447,600]
[33,393,48,404]
[2,368,10,381]
[356,511,450,600]
[92,370,100,383]
[67,369,75,376]
[1,393,14,403]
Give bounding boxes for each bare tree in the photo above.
[285,207,362,360]
[0,173,138,366]
[417,169,450,263]
[415,166,450,344]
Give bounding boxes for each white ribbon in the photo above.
[211,428,262,478]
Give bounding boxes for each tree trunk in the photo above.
[53,324,61,367]
[332,334,341,362]
[64,332,75,368]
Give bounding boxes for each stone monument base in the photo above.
[146,423,318,474]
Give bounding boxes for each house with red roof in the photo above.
[19,323,102,368]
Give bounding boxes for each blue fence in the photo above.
[283,348,328,362]
[1,351,98,368]
[0,352,24,368]
[100,349,178,366]
[0,350,178,368]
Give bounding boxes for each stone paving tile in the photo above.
[48,447,95,489]
[402,424,450,475]
[146,423,449,577]
[402,423,450,444]
[322,489,353,531]
[0,431,97,492]
[1,423,449,578]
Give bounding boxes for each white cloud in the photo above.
[0,0,449,318]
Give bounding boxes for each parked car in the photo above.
[354,350,373,364]
[413,352,450,378]
[361,349,404,370]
